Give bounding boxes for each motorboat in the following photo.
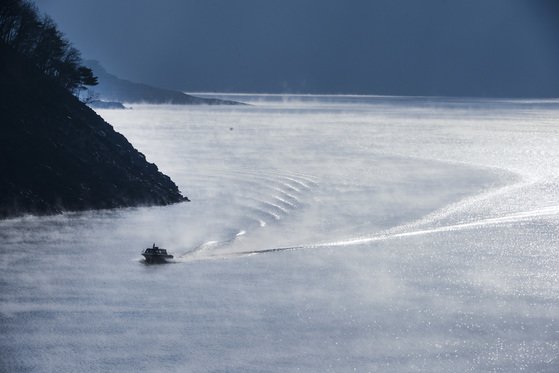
[142,243,173,263]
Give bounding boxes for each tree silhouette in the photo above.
[0,0,97,97]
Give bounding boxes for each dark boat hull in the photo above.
[142,253,174,263]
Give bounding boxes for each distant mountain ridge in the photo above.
[86,60,242,105]
[0,43,188,218]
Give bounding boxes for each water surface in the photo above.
[1,95,558,372]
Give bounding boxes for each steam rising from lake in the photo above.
[1,95,559,372]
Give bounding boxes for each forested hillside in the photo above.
[0,1,188,218]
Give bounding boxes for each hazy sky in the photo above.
[37,0,559,97]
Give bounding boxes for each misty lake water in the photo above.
[2,95,559,372]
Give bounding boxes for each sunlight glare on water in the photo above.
[1,95,559,372]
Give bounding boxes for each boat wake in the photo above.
[176,167,557,263]
[176,169,319,260]
[320,203,559,248]
[178,203,559,262]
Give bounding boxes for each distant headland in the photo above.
[84,60,244,106]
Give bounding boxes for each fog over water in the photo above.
[1,95,559,372]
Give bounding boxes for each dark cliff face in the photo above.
[0,44,187,218]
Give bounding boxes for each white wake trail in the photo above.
[203,204,559,260]
[316,204,559,248]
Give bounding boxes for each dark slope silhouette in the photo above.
[86,60,242,105]
[0,44,188,218]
